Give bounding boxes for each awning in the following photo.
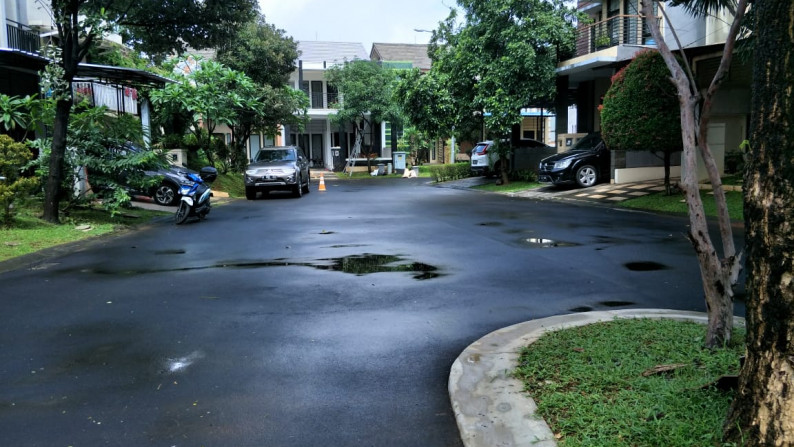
[0,49,173,88]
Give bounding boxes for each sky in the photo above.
[258,0,458,51]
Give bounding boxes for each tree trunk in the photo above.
[642,0,742,348]
[43,99,73,223]
[724,1,794,444]
[663,150,671,195]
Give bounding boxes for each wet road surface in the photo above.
[0,178,744,446]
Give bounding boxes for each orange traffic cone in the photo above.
[318,174,326,192]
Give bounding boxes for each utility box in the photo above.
[331,146,345,171]
[393,151,407,173]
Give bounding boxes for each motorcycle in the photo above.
[174,166,217,225]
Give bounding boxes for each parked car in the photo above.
[117,143,197,206]
[88,143,196,206]
[471,139,552,176]
[538,133,610,188]
[244,146,311,199]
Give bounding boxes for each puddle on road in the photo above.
[520,238,580,248]
[75,254,442,281]
[569,301,635,312]
[569,306,594,313]
[477,221,504,227]
[154,249,186,255]
[600,300,635,307]
[624,261,669,271]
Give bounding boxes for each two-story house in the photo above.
[275,41,370,171]
[554,0,750,183]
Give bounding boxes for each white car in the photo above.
[469,140,496,176]
[470,139,552,176]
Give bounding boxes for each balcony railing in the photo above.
[6,20,40,53]
[573,15,659,57]
[307,91,340,109]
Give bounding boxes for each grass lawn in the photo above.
[473,180,543,193]
[0,201,168,263]
[621,189,744,221]
[515,318,745,447]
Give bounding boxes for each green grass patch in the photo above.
[620,190,743,221]
[514,318,745,447]
[212,172,246,198]
[0,201,168,262]
[473,181,543,193]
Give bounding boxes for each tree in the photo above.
[394,68,455,160]
[42,0,258,223]
[215,13,299,89]
[326,60,400,173]
[724,1,794,444]
[600,50,682,194]
[227,86,309,172]
[430,0,577,184]
[641,0,746,348]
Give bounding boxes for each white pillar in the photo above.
[140,98,152,146]
[1,1,9,49]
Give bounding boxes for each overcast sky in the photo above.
[258,0,457,51]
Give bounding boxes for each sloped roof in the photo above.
[297,41,369,65]
[370,43,432,71]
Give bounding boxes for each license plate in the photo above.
[472,160,478,165]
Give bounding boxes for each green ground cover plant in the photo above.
[621,190,743,221]
[515,318,746,447]
[473,181,543,193]
[0,201,167,262]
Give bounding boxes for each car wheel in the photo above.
[576,165,598,187]
[174,201,190,225]
[293,175,303,198]
[245,186,257,200]
[303,171,311,193]
[154,183,178,206]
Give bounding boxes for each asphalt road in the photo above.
[0,177,745,447]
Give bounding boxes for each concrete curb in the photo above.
[448,309,746,447]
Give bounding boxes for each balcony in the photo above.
[302,91,339,110]
[573,15,658,57]
[6,20,40,54]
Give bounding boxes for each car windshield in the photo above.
[256,149,296,162]
[570,133,603,151]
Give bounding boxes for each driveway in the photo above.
[0,178,743,446]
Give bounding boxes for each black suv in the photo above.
[538,133,610,188]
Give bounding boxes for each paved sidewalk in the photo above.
[511,181,668,204]
[449,309,746,447]
[437,177,669,204]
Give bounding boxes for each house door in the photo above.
[310,134,324,167]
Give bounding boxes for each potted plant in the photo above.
[595,34,612,49]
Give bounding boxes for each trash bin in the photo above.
[393,151,407,174]
[387,163,393,175]
[377,163,386,176]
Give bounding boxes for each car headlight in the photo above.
[246,169,262,176]
[554,159,572,170]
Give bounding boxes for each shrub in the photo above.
[0,135,39,226]
[510,169,537,182]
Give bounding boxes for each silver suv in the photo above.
[244,146,311,199]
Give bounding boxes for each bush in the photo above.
[510,169,537,182]
[0,135,39,226]
[428,163,472,182]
